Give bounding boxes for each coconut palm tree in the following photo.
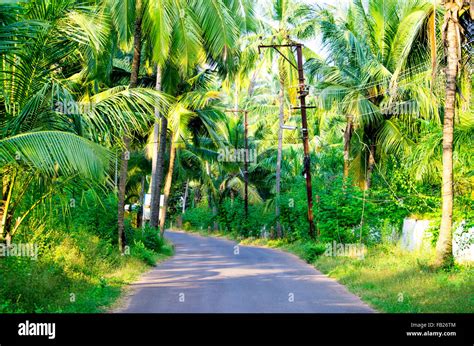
[304,0,440,190]
[158,86,227,234]
[0,0,168,246]
[146,0,257,233]
[117,0,145,253]
[435,0,473,267]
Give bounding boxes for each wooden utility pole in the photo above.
[258,42,316,239]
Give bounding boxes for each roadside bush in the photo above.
[279,182,314,241]
[299,242,327,263]
[317,178,375,243]
[125,223,167,253]
[130,241,158,266]
[182,206,214,230]
[278,176,375,243]
[70,191,118,242]
[217,198,274,237]
[0,191,173,313]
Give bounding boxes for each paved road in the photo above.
[118,230,374,313]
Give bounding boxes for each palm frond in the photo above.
[0,131,112,180]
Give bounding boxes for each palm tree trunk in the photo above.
[129,0,143,88]
[364,144,376,190]
[212,205,218,231]
[182,179,189,214]
[118,137,130,254]
[275,80,284,238]
[0,172,16,245]
[206,187,217,231]
[435,6,459,266]
[151,115,168,228]
[204,161,218,231]
[117,0,143,252]
[207,187,212,210]
[137,175,145,228]
[150,66,166,229]
[343,115,354,179]
[159,140,176,235]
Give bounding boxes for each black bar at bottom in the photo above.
[0,313,471,345]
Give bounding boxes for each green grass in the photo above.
[0,230,173,313]
[313,245,474,313]
[189,230,474,313]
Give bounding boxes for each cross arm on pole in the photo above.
[258,43,303,71]
[224,109,248,115]
[291,106,317,110]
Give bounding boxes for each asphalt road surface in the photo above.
[118,230,374,313]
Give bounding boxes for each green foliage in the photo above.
[182,206,214,230]
[314,244,474,313]
[277,177,311,241]
[182,198,276,237]
[216,198,274,237]
[126,223,171,254]
[294,241,327,263]
[317,183,374,243]
[182,138,471,248]
[69,191,119,242]
[130,241,159,266]
[278,175,377,243]
[0,192,173,313]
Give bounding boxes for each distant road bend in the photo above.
[118,230,374,313]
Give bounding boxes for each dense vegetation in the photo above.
[178,0,473,262]
[0,0,472,312]
[0,192,172,312]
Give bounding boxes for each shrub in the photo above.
[130,241,158,266]
[0,190,173,313]
[300,242,327,263]
[125,224,166,252]
[182,206,214,230]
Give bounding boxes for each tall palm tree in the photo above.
[305,0,439,190]
[149,66,167,228]
[148,0,256,233]
[104,0,175,248]
[271,0,300,238]
[117,0,145,253]
[435,0,473,266]
[0,0,168,246]
[158,88,225,234]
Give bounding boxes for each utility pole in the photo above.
[225,109,249,222]
[258,42,316,239]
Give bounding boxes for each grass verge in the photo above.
[0,229,173,313]
[313,245,473,313]
[180,228,473,313]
